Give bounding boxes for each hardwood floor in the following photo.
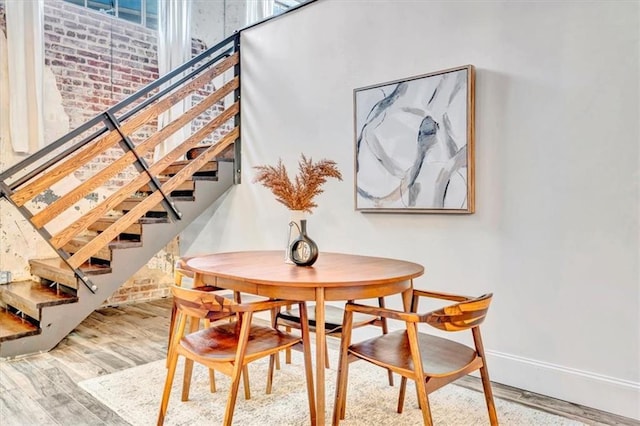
[0,298,637,426]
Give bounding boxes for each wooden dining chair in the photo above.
[167,264,252,398]
[169,258,263,354]
[158,285,316,426]
[167,263,229,359]
[167,262,238,361]
[332,290,498,426]
[268,299,394,386]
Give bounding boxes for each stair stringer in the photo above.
[0,161,234,359]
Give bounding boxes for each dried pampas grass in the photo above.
[253,154,342,213]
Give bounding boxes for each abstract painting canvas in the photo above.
[354,65,475,213]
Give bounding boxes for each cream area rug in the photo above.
[79,349,585,426]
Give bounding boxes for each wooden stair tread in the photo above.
[87,215,169,236]
[88,218,141,235]
[139,179,195,193]
[107,238,142,249]
[0,308,40,342]
[65,237,111,261]
[92,216,169,225]
[161,159,218,176]
[1,281,77,320]
[1,280,77,307]
[114,196,195,214]
[66,235,142,251]
[30,258,110,274]
[63,235,142,263]
[28,259,111,290]
[116,198,167,213]
[121,196,195,202]
[29,257,111,278]
[190,175,218,181]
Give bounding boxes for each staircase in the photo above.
[0,33,241,358]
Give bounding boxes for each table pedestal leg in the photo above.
[315,288,326,425]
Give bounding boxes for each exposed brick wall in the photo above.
[44,1,158,127]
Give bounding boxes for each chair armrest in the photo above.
[346,302,423,323]
[175,267,194,278]
[413,289,471,302]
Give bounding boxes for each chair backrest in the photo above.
[174,258,195,287]
[174,268,194,287]
[172,285,237,321]
[425,293,492,332]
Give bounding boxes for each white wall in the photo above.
[181,0,640,419]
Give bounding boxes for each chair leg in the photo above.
[224,365,244,426]
[332,310,354,424]
[406,324,432,425]
[297,302,316,425]
[208,369,216,393]
[285,346,292,364]
[181,318,201,401]
[158,348,180,425]
[473,328,499,425]
[266,354,276,394]
[325,339,330,369]
[223,312,252,426]
[270,310,282,371]
[242,366,251,400]
[479,364,498,425]
[279,304,294,365]
[415,380,433,426]
[181,359,194,401]
[339,367,350,420]
[166,304,178,368]
[386,368,394,387]
[397,376,407,413]
[378,297,394,386]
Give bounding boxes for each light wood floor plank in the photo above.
[26,357,127,424]
[0,389,58,426]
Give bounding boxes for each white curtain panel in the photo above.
[154,0,192,160]
[246,0,275,25]
[4,0,45,154]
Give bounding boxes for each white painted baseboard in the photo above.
[486,350,640,421]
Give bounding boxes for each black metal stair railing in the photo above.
[0,32,242,294]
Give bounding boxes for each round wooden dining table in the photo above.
[183,250,425,425]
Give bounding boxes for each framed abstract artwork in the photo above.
[354,65,475,213]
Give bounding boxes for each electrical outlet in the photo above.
[0,271,11,284]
